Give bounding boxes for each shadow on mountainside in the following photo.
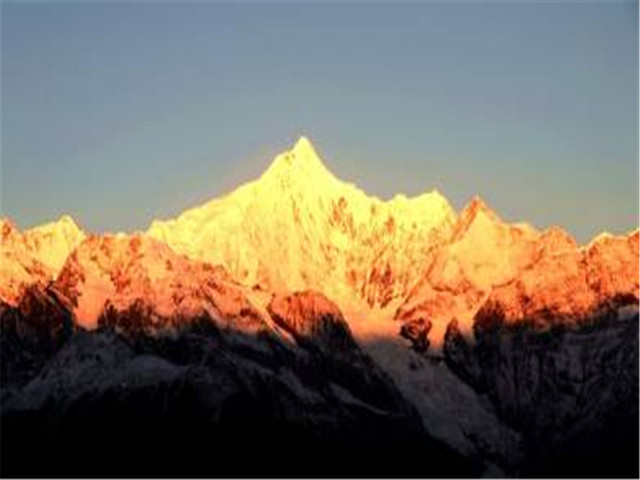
[1,287,638,478]
[1,298,477,478]
[444,310,639,478]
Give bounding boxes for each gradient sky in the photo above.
[2,1,638,242]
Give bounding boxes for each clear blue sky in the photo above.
[2,1,638,242]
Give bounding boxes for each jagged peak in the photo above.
[260,136,336,185]
[389,188,448,206]
[535,225,577,254]
[26,214,84,237]
[464,196,494,216]
[292,135,316,157]
[583,228,639,251]
[385,190,457,226]
[58,214,79,228]
[453,196,502,239]
[1,215,85,242]
[78,231,167,254]
[418,189,456,212]
[539,225,575,242]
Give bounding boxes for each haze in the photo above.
[1,2,638,243]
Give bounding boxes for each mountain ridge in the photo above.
[1,137,637,347]
[1,137,638,477]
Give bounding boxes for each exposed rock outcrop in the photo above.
[0,285,74,390]
[399,317,432,353]
[267,291,357,352]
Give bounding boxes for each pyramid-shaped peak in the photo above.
[56,214,83,232]
[453,196,503,239]
[28,214,83,236]
[466,195,491,213]
[536,225,577,254]
[463,196,501,220]
[287,135,324,167]
[260,136,335,184]
[58,214,76,225]
[292,136,316,156]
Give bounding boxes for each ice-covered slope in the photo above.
[147,137,456,308]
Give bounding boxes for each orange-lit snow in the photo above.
[1,137,638,348]
[147,136,456,312]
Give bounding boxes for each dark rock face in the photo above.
[442,319,481,387]
[444,313,639,478]
[267,290,420,416]
[399,317,431,353]
[267,290,358,352]
[3,282,637,477]
[0,285,74,390]
[1,292,474,478]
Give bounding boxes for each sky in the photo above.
[2,1,638,242]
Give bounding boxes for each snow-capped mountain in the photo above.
[0,216,85,305]
[54,233,264,331]
[147,137,457,310]
[475,229,639,327]
[144,137,637,346]
[1,137,638,477]
[3,137,636,343]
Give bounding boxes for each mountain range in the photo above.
[1,137,638,477]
